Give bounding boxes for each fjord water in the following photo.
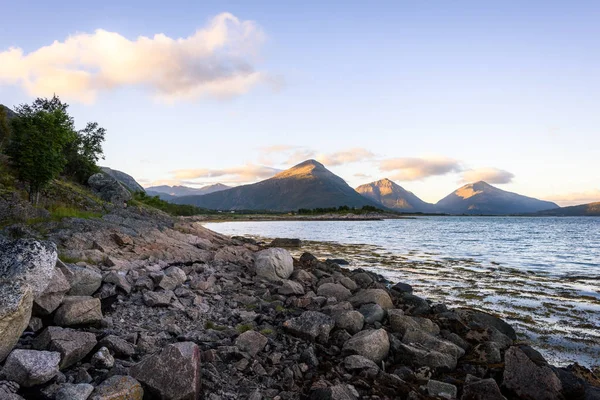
[206,216,600,367]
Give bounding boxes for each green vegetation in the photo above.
[236,324,253,333]
[48,205,102,220]
[260,328,274,335]
[2,96,106,205]
[297,205,385,214]
[133,191,215,216]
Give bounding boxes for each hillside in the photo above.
[535,202,600,216]
[0,104,16,119]
[146,183,230,200]
[436,181,559,215]
[356,178,435,212]
[174,160,380,211]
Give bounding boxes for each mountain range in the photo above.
[356,178,436,212]
[535,202,600,216]
[173,160,380,211]
[146,183,230,200]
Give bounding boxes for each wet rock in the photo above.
[326,258,350,265]
[0,239,57,298]
[143,290,173,307]
[299,252,319,266]
[391,339,457,371]
[456,308,516,340]
[283,311,335,343]
[503,345,562,400]
[402,328,464,359]
[55,383,95,400]
[33,326,97,369]
[359,303,385,324]
[391,282,413,294]
[235,330,268,356]
[342,328,390,363]
[255,248,294,281]
[349,289,394,309]
[33,267,70,315]
[270,238,302,248]
[130,342,201,400]
[333,310,364,334]
[98,335,135,357]
[389,311,440,335]
[468,341,502,364]
[343,354,380,374]
[279,280,305,295]
[427,379,457,399]
[54,296,102,326]
[461,377,506,400]
[397,293,430,315]
[90,375,143,400]
[61,264,103,296]
[317,283,352,301]
[88,172,132,205]
[338,276,358,291]
[352,272,373,288]
[2,349,60,387]
[91,346,115,369]
[0,282,33,361]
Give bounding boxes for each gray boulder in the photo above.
[456,308,516,340]
[283,311,335,343]
[503,345,562,400]
[0,282,33,361]
[143,290,173,307]
[54,296,102,326]
[279,280,305,296]
[310,384,359,400]
[100,167,145,193]
[388,311,439,336]
[55,383,95,400]
[33,326,97,369]
[98,335,135,357]
[349,289,394,309]
[427,379,457,399]
[33,267,70,315]
[402,328,464,359]
[103,271,131,294]
[88,172,132,206]
[342,329,390,364]
[90,375,143,400]
[333,310,364,334]
[130,342,201,400]
[359,303,385,324]
[235,330,268,356]
[2,349,60,387]
[254,248,294,281]
[343,355,380,374]
[0,239,57,298]
[59,264,102,296]
[461,377,506,400]
[391,337,457,371]
[317,283,352,301]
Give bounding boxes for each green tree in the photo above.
[64,121,106,184]
[6,96,76,204]
[0,106,10,151]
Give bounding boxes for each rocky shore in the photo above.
[1,204,599,399]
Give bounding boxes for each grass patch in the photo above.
[49,205,101,220]
[275,305,287,313]
[260,328,274,335]
[236,324,253,334]
[205,321,227,331]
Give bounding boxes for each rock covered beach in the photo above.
[1,204,600,399]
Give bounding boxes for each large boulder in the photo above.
[55,383,95,400]
[235,330,268,357]
[88,172,132,206]
[349,289,394,309]
[342,329,390,364]
[33,267,70,315]
[503,346,562,400]
[317,283,352,301]
[283,311,335,343]
[461,377,506,400]
[0,239,57,361]
[33,326,97,369]
[130,342,201,400]
[254,248,294,281]
[388,311,439,336]
[90,375,143,400]
[54,296,102,326]
[2,349,61,387]
[456,308,516,340]
[0,282,33,361]
[390,335,457,371]
[333,310,364,334]
[402,328,465,359]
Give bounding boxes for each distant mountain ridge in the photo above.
[356,178,435,212]
[173,160,381,211]
[146,184,230,200]
[436,181,558,215]
[535,202,600,216]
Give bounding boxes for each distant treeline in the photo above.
[133,192,218,216]
[297,205,384,214]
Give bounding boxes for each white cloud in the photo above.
[0,13,267,103]
[316,148,375,166]
[170,164,280,183]
[462,167,515,184]
[380,156,462,181]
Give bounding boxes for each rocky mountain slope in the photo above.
[356,178,435,213]
[174,160,380,211]
[146,183,230,200]
[436,181,559,215]
[535,201,600,216]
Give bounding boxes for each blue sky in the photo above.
[1,1,599,205]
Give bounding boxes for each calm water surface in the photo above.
[206,216,600,367]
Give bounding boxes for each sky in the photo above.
[1,0,599,206]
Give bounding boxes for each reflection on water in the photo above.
[206,216,600,367]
